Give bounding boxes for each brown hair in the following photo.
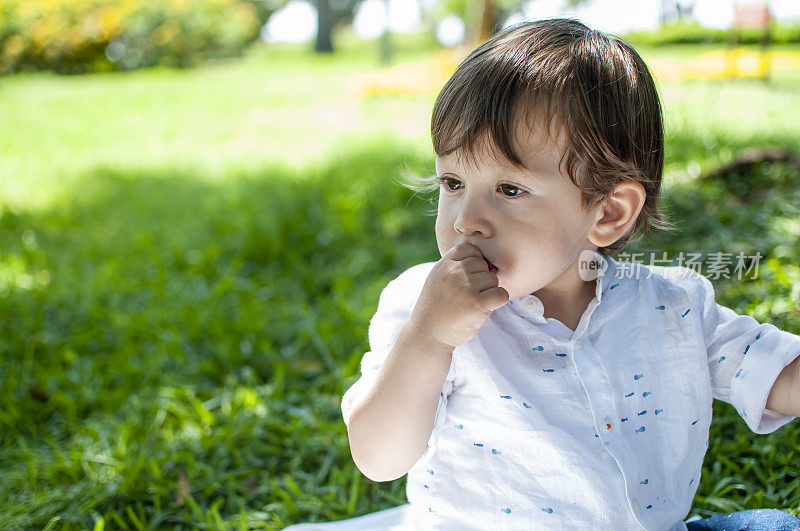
[400,18,676,255]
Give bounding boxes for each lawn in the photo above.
[1,32,799,529]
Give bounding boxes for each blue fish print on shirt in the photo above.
[634,374,644,380]
[655,409,663,415]
[532,345,544,352]
[682,308,691,317]
[621,417,628,422]
[743,344,750,355]
[638,410,647,416]
[636,426,646,433]
[641,479,649,485]
[655,305,665,310]
[543,369,555,373]
[424,484,429,489]
[735,369,743,378]
[500,395,512,399]
[427,469,435,475]
[501,508,511,514]
[691,419,699,426]
[455,424,463,429]
[523,403,532,409]
[646,505,653,509]
[756,331,762,340]
[642,391,651,397]
[492,449,501,455]
[610,283,619,290]
[625,392,635,398]
[474,443,484,447]
[719,356,726,363]
[542,508,553,514]
[555,352,567,357]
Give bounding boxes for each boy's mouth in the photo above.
[480,252,499,275]
[463,242,499,275]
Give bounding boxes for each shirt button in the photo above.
[526,299,539,311]
[575,340,584,349]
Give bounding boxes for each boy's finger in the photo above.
[446,242,483,262]
[480,286,510,311]
[462,256,489,274]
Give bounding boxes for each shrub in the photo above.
[624,21,800,47]
[0,0,262,75]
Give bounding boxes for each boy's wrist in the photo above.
[403,317,456,356]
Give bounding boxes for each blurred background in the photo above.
[2,0,800,529]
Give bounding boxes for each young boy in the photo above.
[341,19,800,530]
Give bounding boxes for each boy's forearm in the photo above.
[347,320,455,482]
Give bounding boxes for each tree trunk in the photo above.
[379,0,392,65]
[315,0,333,53]
[658,0,669,25]
[478,0,496,43]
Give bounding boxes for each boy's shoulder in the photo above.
[612,258,712,303]
[378,261,436,308]
[390,261,437,284]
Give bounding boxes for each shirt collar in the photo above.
[508,251,614,321]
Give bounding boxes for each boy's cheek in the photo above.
[435,235,452,258]
[434,218,452,257]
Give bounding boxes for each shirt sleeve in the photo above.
[696,272,800,434]
[341,263,456,445]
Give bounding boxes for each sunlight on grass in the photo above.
[2,37,800,528]
[2,40,799,211]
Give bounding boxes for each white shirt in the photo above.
[341,252,800,530]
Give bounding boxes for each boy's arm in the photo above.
[346,320,454,482]
[766,356,800,417]
[691,270,800,433]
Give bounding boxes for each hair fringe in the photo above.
[394,164,439,216]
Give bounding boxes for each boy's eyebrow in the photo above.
[437,166,545,184]
[517,171,541,184]
[436,158,544,183]
[502,161,545,183]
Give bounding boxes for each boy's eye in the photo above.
[438,176,462,191]
[437,177,525,198]
[498,183,524,197]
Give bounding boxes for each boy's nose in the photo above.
[454,204,492,237]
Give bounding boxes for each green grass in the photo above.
[0,29,440,211]
[1,36,800,529]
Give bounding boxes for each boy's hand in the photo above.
[408,243,510,349]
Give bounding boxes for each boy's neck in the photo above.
[532,260,599,333]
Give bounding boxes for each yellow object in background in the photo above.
[347,45,800,98]
[348,49,463,98]
[679,48,800,81]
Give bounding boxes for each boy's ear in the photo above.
[587,181,646,248]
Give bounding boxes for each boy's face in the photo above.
[434,120,600,300]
